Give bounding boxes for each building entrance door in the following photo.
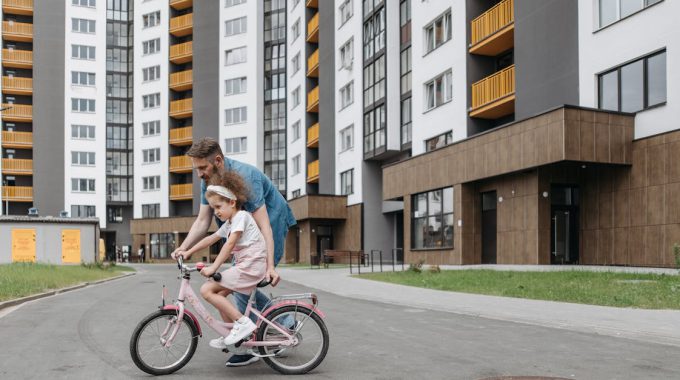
[550,185,580,264]
[481,191,497,264]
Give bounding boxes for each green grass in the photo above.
[356,270,680,309]
[278,263,350,270]
[0,262,134,302]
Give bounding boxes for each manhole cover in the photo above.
[479,377,573,380]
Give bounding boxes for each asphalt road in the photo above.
[1,264,679,380]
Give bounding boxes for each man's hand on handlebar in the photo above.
[171,250,189,261]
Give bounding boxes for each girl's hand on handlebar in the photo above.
[200,265,216,278]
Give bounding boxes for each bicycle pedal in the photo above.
[221,348,230,353]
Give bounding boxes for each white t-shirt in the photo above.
[216,210,264,248]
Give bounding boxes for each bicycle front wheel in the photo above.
[129,309,199,376]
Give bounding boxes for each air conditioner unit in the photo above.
[59,210,69,217]
[28,207,39,217]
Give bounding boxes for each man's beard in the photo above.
[201,164,220,181]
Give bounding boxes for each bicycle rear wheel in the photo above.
[130,309,199,375]
[257,305,329,375]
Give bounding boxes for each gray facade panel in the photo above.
[361,162,395,259]
[318,3,335,194]
[33,0,66,217]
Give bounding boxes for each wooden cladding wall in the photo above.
[130,216,218,234]
[289,195,348,221]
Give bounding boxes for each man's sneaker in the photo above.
[209,336,227,349]
[224,318,256,345]
[225,354,260,367]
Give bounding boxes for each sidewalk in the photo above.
[278,267,680,347]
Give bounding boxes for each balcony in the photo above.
[469,65,515,119]
[170,183,193,201]
[2,76,32,96]
[2,158,32,175]
[169,126,192,146]
[170,13,193,37]
[306,86,319,113]
[2,0,33,16]
[2,103,32,122]
[306,12,319,43]
[469,0,514,56]
[170,41,193,64]
[2,131,32,149]
[2,21,33,43]
[307,49,319,78]
[169,69,192,92]
[2,186,32,202]
[2,49,32,69]
[306,0,318,8]
[170,0,192,10]
[169,156,192,173]
[307,160,319,183]
[307,123,319,148]
[169,98,192,119]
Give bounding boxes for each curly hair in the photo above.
[205,170,250,209]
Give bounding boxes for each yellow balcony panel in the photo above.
[2,158,32,175]
[2,131,32,149]
[307,49,319,78]
[2,76,32,95]
[2,103,32,123]
[169,98,192,119]
[170,0,192,10]
[170,13,193,37]
[2,185,32,202]
[306,12,319,43]
[469,0,514,56]
[2,49,32,69]
[306,86,319,113]
[307,160,319,183]
[306,0,318,8]
[169,126,193,146]
[469,65,515,119]
[170,155,192,173]
[2,0,33,16]
[170,41,193,64]
[2,21,33,43]
[169,69,193,92]
[170,183,193,201]
[307,123,319,148]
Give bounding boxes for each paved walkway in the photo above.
[278,266,680,348]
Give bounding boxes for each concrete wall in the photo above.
[317,0,335,194]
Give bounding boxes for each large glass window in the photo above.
[425,131,452,152]
[340,169,354,195]
[142,204,160,218]
[412,187,454,249]
[150,233,174,259]
[598,50,666,112]
[71,205,96,218]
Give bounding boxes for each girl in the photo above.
[172,170,267,348]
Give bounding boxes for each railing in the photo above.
[169,70,192,89]
[169,126,192,145]
[169,98,192,116]
[169,156,192,172]
[2,131,32,147]
[1,103,32,120]
[2,158,32,173]
[307,160,319,182]
[2,186,32,201]
[2,49,32,66]
[170,183,193,200]
[307,48,319,76]
[2,0,33,14]
[471,65,515,110]
[307,123,319,147]
[170,41,192,61]
[170,13,193,34]
[2,76,32,92]
[307,12,319,41]
[306,0,318,8]
[2,21,33,39]
[348,249,405,274]
[307,86,319,112]
[471,0,514,46]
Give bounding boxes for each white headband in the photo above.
[206,185,237,200]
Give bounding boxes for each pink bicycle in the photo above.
[129,257,329,375]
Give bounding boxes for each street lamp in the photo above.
[0,106,11,216]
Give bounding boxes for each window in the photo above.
[225,77,247,96]
[71,125,95,139]
[142,176,161,191]
[400,0,412,46]
[150,233,174,259]
[72,44,96,60]
[264,1,286,41]
[598,50,666,113]
[142,66,161,82]
[292,87,301,109]
[292,155,300,175]
[142,204,160,218]
[225,46,247,65]
[225,137,247,154]
[340,81,354,109]
[265,43,286,72]
[292,189,301,198]
[292,120,301,141]
[412,187,454,249]
[363,104,386,157]
[340,124,354,152]
[71,205,96,218]
[72,18,96,33]
[142,38,161,55]
[292,19,300,41]
[264,102,286,131]
[225,0,246,6]
[71,151,96,166]
[340,38,353,70]
[71,71,96,86]
[424,10,451,54]
[599,0,663,28]
[424,70,452,111]
[292,52,301,74]
[400,47,412,94]
[363,5,385,61]
[225,16,247,36]
[142,93,161,109]
[340,0,353,26]
[72,0,96,7]
[142,121,160,136]
[340,169,354,195]
[107,207,123,223]
[71,98,96,112]
[72,178,96,193]
[142,148,161,164]
[363,55,386,107]
[425,131,452,152]
[401,97,412,146]
[143,11,161,28]
[225,107,247,125]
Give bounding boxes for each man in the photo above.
[171,138,296,367]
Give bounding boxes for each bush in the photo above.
[407,259,425,273]
[428,265,441,274]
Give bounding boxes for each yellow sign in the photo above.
[11,229,36,262]
[62,229,81,264]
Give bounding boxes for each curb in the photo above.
[0,271,136,311]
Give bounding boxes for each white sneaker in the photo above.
[224,318,256,345]
[209,336,227,349]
